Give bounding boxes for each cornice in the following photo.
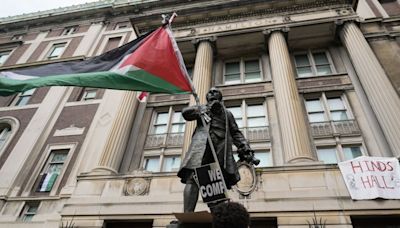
[131,0,354,33]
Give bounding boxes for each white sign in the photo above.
[338,156,400,200]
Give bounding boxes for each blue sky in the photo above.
[0,0,99,18]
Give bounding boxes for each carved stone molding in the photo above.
[54,125,85,137]
[234,162,257,196]
[125,178,150,196]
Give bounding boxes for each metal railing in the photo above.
[241,126,270,142]
[310,119,360,138]
[144,132,184,148]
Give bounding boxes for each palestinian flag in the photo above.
[0,26,193,96]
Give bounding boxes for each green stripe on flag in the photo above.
[0,70,189,96]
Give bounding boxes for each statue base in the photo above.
[166,211,212,228]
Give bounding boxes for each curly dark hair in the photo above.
[212,202,250,228]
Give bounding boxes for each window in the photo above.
[11,89,36,106]
[103,37,122,53]
[0,125,11,153]
[20,202,39,222]
[143,157,160,172]
[226,101,269,141]
[224,58,262,84]
[317,145,363,164]
[0,50,11,66]
[294,51,334,78]
[36,149,68,192]
[143,107,185,172]
[151,109,185,135]
[143,155,181,172]
[61,26,77,36]
[186,66,193,79]
[0,117,19,157]
[316,147,338,164]
[47,43,66,60]
[11,34,24,40]
[162,156,181,172]
[305,93,349,123]
[114,22,129,30]
[79,88,98,101]
[342,146,363,161]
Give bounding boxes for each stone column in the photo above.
[267,30,314,163]
[182,39,214,154]
[94,91,138,174]
[340,21,400,157]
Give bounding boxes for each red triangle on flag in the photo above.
[120,27,192,92]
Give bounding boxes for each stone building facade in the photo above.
[0,0,399,227]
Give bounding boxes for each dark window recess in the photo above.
[352,215,400,228]
[251,218,278,228]
[103,37,122,53]
[105,221,154,228]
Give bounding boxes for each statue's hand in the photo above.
[238,145,260,166]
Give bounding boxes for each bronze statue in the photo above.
[177,87,258,212]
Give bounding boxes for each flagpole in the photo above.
[164,13,229,201]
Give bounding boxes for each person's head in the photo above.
[212,202,250,228]
[206,87,223,103]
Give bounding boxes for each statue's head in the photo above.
[206,87,223,103]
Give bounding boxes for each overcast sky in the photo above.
[0,0,100,18]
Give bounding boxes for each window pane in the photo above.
[331,111,348,121]
[294,54,310,67]
[154,125,167,134]
[244,72,261,82]
[248,117,266,127]
[0,127,11,149]
[244,60,261,82]
[227,106,243,128]
[22,89,35,96]
[0,51,10,65]
[48,164,63,173]
[155,113,169,124]
[171,123,185,133]
[254,151,272,167]
[316,65,332,75]
[228,107,242,118]
[15,97,30,106]
[245,60,260,72]
[162,156,181,172]
[172,112,184,123]
[144,157,159,172]
[297,67,313,77]
[225,74,241,84]
[308,113,325,123]
[83,90,97,100]
[327,98,345,110]
[225,62,240,74]
[306,99,323,112]
[343,146,362,160]
[48,45,65,58]
[313,52,329,65]
[317,148,338,164]
[247,105,264,117]
[23,214,34,222]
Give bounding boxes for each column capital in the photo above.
[262,27,290,35]
[335,17,363,26]
[191,36,217,45]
